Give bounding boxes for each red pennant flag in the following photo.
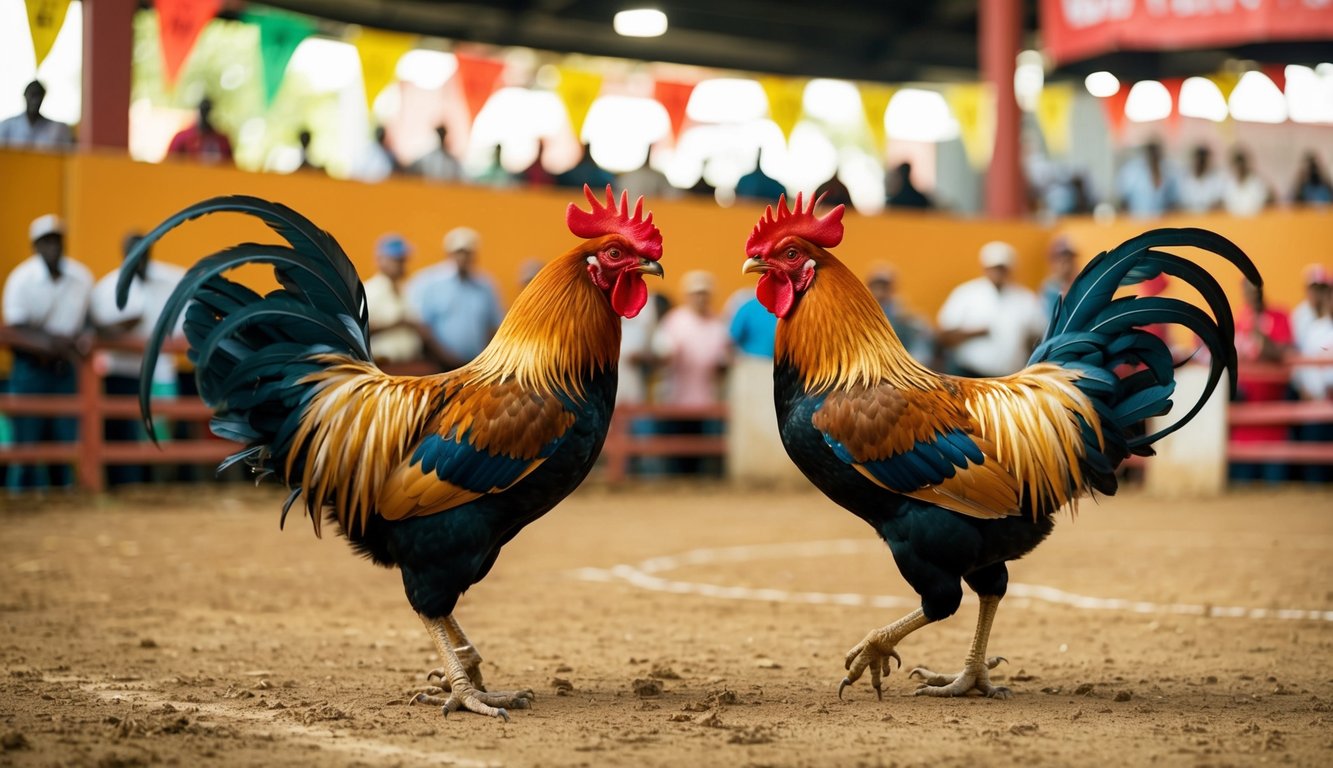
[156,0,222,88]
[1100,86,1130,140]
[454,52,506,120]
[653,80,695,142]
[1261,64,1286,95]
[1161,77,1184,131]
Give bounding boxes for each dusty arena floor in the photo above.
[1,483,1331,767]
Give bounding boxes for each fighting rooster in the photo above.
[741,194,1257,701]
[121,186,663,720]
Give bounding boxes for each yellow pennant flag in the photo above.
[760,77,806,141]
[556,66,603,140]
[947,83,994,169]
[25,0,72,68]
[1035,83,1074,157]
[1207,71,1240,104]
[859,84,896,155]
[351,27,415,114]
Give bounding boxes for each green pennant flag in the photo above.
[244,6,315,107]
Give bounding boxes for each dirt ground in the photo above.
[1,482,1331,768]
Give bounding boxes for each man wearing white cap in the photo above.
[2,214,93,490]
[404,226,503,370]
[936,240,1047,378]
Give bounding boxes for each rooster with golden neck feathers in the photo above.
[121,186,664,720]
[741,193,1258,701]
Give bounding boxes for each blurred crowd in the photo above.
[1028,138,1333,220]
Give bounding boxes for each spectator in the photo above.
[1223,148,1271,217]
[1289,268,1333,483]
[295,129,322,173]
[556,143,615,191]
[90,233,185,486]
[2,215,93,491]
[734,149,786,202]
[1292,151,1333,206]
[936,241,1047,377]
[0,80,73,150]
[866,265,934,364]
[617,152,679,200]
[473,144,517,188]
[885,161,933,210]
[654,270,731,474]
[1116,140,1178,218]
[166,97,233,165]
[350,125,404,183]
[407,227,503,369]
[519,140,556,188]
[814,171,853,208]
[688,166,718,201]
[1231,280,1294,483]
[364,234,428,366]
[1293,263,1332,341]
[1039,236,1078,321]
[516,258,544,292]
[412,125,462,183]
[728,289,777,360]
[1178,145,1226,214]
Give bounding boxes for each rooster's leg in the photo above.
[909,595,1011,699]
[840,608,930,700]
[423,616,486,691]
[409,615,534,720]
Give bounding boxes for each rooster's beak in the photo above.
[636,258,664,278]
[742,257,768,275]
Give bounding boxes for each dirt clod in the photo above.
[632,678,663,697]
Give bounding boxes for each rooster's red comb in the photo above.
[566,184,662,260]
[745,192,844,257]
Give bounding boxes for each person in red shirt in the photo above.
[166,98,233,165]
[1231,279,1294,483]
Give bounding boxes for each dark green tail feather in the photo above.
[119,196,371,498]
[1032,227,1258,486]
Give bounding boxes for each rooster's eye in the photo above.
[608,248,621,260]
[786,248,798,260]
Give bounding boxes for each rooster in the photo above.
[120,186,664,720]
[741,194,1258,701]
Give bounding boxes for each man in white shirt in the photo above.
[364,233,435,366]
[90,233,186,485]
[937,241,1047,378]
[2,214,93,490]
[1223,148,1271,217]
[0,81,74,150]
[1178,145,1226,214]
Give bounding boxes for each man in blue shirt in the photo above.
[728,293,776,358]
[407,226,504,370]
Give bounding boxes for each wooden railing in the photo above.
[601,403,729,483]
[0,334,233,493]
[3,331,1328,491]
[1229,357,1333,466]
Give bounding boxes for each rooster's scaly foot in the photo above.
[409,685,533,721]
[910,656,1010,699]
[840,633,903,701]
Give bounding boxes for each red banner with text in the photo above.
[1041,0,1333,65]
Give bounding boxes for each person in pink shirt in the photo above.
[166,98,233,165]
[654,270,731,474]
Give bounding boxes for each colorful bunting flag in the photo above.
[455,52,506,120]
[859,83,896,155]
[654,80,695,142]
[351,26,415,114]
[1161,77,1184,131]
[244,7,315,108]
[556,66,603,140]
[156,0,222,88]
[1099,84,1130,140]
[24,0,71,68]
[1035,83,1074,156]
[760,76,806,141]
[947,84,994,169]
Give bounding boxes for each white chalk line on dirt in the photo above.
[86,686,501,767]
[571,539,1333,623]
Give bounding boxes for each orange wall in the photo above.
[3,150,1328,321]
